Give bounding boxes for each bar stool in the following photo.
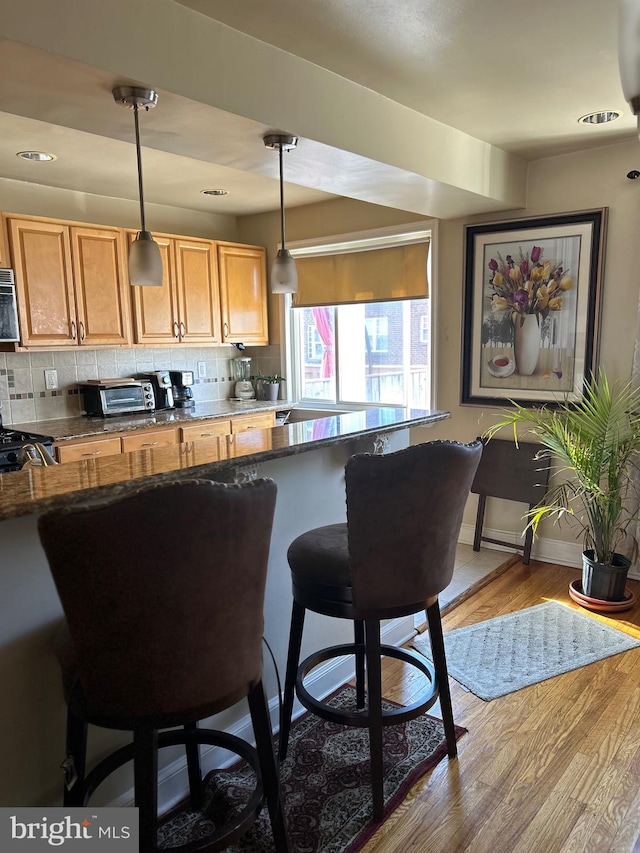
[279,440,483,821]
[38,478,289,853]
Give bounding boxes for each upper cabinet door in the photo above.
[8,218,77,346]
[174,238,221,344]
[70,227,131,346]
[218,243,268,346]
[128,233,180,345]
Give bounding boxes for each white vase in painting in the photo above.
[513,314,541,376]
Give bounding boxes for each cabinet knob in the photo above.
[173,321,179,338]
[180,321,186,337]
[141,441,160,447]
[82,450,101,457]
[70,320,77,340]
[223,322,229,339]
[79,321,86,341]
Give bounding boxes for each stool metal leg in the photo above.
[249,680,290,853]
[364,619,384,821]
[354,620,366,710]
[63,708,87,806]
[133,727,158,853]
[279,601,305,761]
[184,722,202,810]
[425,601,457,757]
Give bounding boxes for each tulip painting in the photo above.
[487,245,572,324]
[461,209,606,408]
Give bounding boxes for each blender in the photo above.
[232,357,255,400]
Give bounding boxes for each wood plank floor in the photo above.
[363,559,640,853]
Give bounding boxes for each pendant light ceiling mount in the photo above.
[264,133,299,295]
[112,85,163,287]
[112,85,158,111]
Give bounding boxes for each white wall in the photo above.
[241,140,640,558]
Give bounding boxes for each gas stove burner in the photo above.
[1,430,34,444]
[0,427,56,472]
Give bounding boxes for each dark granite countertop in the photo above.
[0,408,449,521]
[11,400,295,442]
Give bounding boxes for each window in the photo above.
[365,317,389,353]
[305,324,324,362]
[291,299,431,408]
[286,223,433,410]
[419,315,429,345]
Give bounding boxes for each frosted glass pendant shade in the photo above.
[129,231,163,286]
[271,249,298,294]
[619,0,640,115]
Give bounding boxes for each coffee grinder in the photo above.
[232,357,255,400]
[169,369,195,408]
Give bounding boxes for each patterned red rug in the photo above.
[158,685,466,852]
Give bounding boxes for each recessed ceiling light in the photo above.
[16,150,57,162]
[578,111,622,125]
[202,188,229,196]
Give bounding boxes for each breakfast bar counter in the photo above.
[0,408,449,521]
[0,407,450,810]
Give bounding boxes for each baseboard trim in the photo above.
[458,522,640,580]
[111,614,416,813]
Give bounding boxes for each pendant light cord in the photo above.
[278,143,286,250]
[133,103,147,233]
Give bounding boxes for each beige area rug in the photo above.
[413,600,640,701]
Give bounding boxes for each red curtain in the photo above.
[312,306,335,379]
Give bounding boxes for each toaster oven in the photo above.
[80,381,156,417]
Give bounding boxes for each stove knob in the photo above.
[7,451,17,464]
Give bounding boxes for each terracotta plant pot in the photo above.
[581,549,631,602]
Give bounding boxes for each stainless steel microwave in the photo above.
[0,269,20,343]
[80,381,156,417]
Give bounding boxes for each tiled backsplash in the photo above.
[0,345,283,426]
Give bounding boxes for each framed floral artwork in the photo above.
[461,208,607,407]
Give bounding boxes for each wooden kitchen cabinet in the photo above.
[6,215,131,347]
[121,427,178,453]
[218,242,269,346]
[230,411,276,432]
[55,435,122,464]
[70,227,131,346]
[180,419,232,442]
[129,232,221,345]
[0,218,8,268]
[8,217,76,346]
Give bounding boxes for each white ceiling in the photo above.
[176,0,634,160]
[0,0,635,220]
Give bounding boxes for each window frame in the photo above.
[279,219,438,412]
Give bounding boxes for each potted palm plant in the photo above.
[484,370,640,602]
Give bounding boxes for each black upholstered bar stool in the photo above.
[39,478,289,853]
[279,440,483,821]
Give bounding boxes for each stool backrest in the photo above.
[38,478,277,721]
[345,440,482,613]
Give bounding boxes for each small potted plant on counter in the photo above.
[256,375,286,401]
[484,369,640,607]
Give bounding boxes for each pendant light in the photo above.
[113,86,163,286]
[263,133,298,294]
[619,0,640,125]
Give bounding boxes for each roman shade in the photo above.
[292,241,429,307]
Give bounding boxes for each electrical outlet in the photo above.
[44,369,58,391]
[197,361,207,378]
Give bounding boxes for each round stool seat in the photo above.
[287,524,349,584]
